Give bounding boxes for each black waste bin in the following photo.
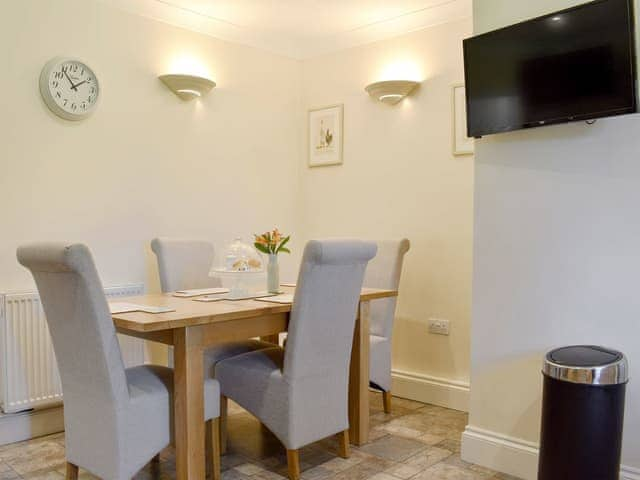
[538,345,628,480]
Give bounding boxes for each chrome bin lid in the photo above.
[543,345,628,386]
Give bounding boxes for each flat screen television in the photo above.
[463,0,637,138]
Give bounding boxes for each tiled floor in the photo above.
[0,393,521,479]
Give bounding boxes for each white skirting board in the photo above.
[461,425,640,480]
[391,369,470,412]
[0,406,64,446]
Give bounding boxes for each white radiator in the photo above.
[0,284,146,414]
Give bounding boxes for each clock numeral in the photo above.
[55,91,61,99]
[71,103,77,111]
[51,80,59,88]
[63,99,68,106]
[90,86,96,94]
[54,71,63,80]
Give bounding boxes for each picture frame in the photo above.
[308,104,343,167]
[452,84,474,156]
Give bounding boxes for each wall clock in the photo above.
[39,57,100,121]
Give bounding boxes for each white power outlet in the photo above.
[428,318,450,336]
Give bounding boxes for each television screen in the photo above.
[463,0,637,137]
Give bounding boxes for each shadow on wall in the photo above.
[476,113,640,178]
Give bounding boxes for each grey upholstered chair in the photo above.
[150,237,272,450]
[214,239,377,480]
[17,243,222,480]
[151,237,222,293]
[365,238,410,413]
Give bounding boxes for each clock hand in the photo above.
[62,69,78,91]
[72,80,88,89]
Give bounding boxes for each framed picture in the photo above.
[452,85,474,156]
[308,104,343,167]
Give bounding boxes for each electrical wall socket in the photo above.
[428,318,450,335]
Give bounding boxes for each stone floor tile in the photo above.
[415,462,492,479]
[416,432,446,446]
[234,462,268,475]
[377,423,426,439]
[222,468,253,479]
[20,470,64,480]
[490,473,523,480]
[330,458,394,480]
[384,461,423,479]
[404,446,452,470]
[359,435,427,462]
[0,467,20,480]
[0,394,518,480]
[443,455,495,476]
[368,473,401,480]
[300,464,335,480]
[436,439,462,454]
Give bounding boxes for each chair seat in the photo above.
[203,340,274,377]
[126,364,220,420]
[216,347,286,410]
[370,335,391,392]
[216,348,291,438]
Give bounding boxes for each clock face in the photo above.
[40,58,100,121]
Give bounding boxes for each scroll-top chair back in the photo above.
[284,239,377,381]
[16,243,127,464]
[151,237,220,293]
[364,239,410,338]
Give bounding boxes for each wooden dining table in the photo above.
[112,285,397,480]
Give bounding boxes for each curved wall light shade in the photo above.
[159,74,216,100]
[365,80,420,105]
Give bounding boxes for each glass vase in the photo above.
[267,254,280,294]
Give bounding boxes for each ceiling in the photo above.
[101,0,472,59]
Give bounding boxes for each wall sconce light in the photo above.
[365,80,420,105]
[158,74,216,100]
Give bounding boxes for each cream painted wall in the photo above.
[2,0,474,412]
[0,0,302,297]
[299,19,475,389]
[465,0,640,476]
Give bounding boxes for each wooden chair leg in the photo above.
[207,419,221,480]
[383,391,392,414]
[337,430,350,459]
[65,462,78,480]
[286,449,300,480]
[220,395,228,454]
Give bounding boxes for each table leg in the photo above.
[174,326,206,480]
[349,300,370,445]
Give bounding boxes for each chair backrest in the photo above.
[284,239,377,381]
[150,237,220,293]
[17,243,128,440]
[364,239,410,339]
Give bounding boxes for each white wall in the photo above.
[0,0,302,296]
[463,1,640,478]
[299,19,475,408]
